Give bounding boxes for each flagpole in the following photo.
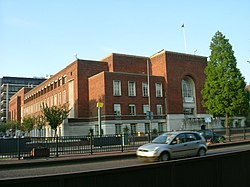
[181,24,187,53]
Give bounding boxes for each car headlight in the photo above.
[153,147,160,153]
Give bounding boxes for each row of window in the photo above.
[24,76,67,103]
[116,122,164,134]
[113,103,163,116]
[23,90,67,116]
[113,80,163,97]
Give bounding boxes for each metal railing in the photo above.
[0,127,250,159]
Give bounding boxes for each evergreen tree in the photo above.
[202,31,249,127]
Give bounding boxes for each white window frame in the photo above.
[115,124,122,134]
[142,82,148,97]
[156,104,163,115]
[114,104,121,115]
[129,104,136,115]
[128,81,136,96]
[130,123,137,135]
[156,83,163,97]
[143,104,149,115]
[113,80,121,96]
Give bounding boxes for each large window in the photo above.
[128,81,136,96]
[142,82,148,97]
[114,104,121,115]
[156,83,163,97]
[182,77,195,103]
[113,80,121,96]
[129,104,136,115]
[182,79,193,97]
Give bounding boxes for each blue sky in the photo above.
[1,0,250,84]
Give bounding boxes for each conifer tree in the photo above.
[202,31,249,127]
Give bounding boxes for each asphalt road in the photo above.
[0,143,249,180]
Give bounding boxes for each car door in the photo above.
[185,133,201,156]
[169,133,188,158]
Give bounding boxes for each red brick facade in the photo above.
[9,50,208,134]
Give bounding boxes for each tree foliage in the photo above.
[202,31,249,127]
[22,115,36,135]
[41,103,70,136]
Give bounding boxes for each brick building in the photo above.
[9,50,210,136]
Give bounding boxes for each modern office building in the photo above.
[0,76,46,121]
[9,50,211,136]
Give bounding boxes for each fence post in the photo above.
[17,136,21,160]
[90,134,93,155]
[243,127,246,140]
[56,135,59,157]
[121,134,124,152]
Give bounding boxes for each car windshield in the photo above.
[152,133,176,144]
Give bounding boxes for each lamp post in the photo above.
[97,102,104,136]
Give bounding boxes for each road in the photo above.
[0,143,249,180]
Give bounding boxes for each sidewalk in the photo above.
[0,150,136,169]
[1,139,250,169]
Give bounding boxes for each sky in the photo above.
[1,0,250,84]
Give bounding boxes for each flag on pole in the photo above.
[181,24,184,28]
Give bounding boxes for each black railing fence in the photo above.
[0,127,250,159]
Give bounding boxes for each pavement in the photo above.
[0,150,137,169]
[1,139,250,169]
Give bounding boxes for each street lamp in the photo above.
[97,102,104,136]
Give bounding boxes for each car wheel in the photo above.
[197,148,206,157]
[159,152,170,161]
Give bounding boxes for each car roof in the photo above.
[162,131,199,135]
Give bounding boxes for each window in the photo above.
[63,90,66,104]
[58,92,61,105]
[130,123,137,135]
[129,104,136,115]
[115,124,122,134]
[128,81,136,96]
[142,82,148,97]
[182,79,193,97]
[158,122,163,133]
[183,108,194,115]
[156,83,163,97]
[114,104,121,115]
[145,123,150,133]
[113,80,121,96]
[156,104,163,115]
[54,94,57,106]
[143,104,149,114]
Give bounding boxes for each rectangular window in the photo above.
[114,104,121,115]
[156,104,163,115]
[145,123,150,133]
[129,104,136,115]
[158,122,164,133]
[128,81,136,96]
[130,123,137,135]
[142,82,148,97]
[54,94,57,106]
[156,83,163,97]
[143,104,149,114]
[113,80,121,96]
[115,124,122,134]
[58,92,61,105]
[183,108,194,115]
[63,90,66,104]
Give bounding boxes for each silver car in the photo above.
[136,131,207,162]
